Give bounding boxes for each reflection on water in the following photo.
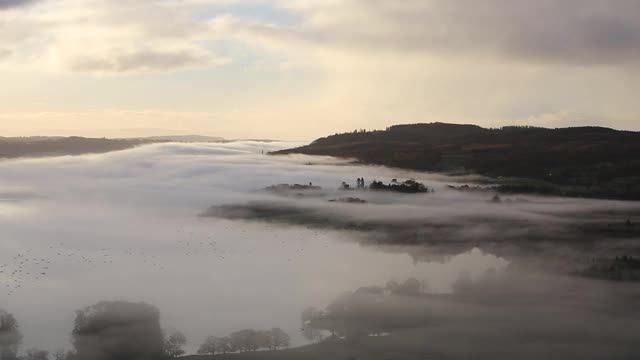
[1,212,506,352]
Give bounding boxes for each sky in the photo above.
[0,0,639,140]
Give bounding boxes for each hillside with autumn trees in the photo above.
[273,123,640,200]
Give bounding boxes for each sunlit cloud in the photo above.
[1,0,639,136]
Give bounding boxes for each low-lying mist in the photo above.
[0,141,639,358]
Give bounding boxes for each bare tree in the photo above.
[229,329,259,352]
[164,330,187,358]
[197,336,217,355]
[269,328,290,350]
[215,337,232,354]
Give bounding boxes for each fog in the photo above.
[0,142,638,358]
[0,142,506,354]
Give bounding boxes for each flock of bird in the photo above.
[1,221,327,297]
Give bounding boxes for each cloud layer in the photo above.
[271,0,640,66]
[1,142,639,356]
[1,0,640,139]
[0,0,229,73]
[0,142,509,353]
[3,0,640,73]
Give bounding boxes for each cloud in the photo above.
[0,0,232,74]
[0,0,39,10]
[10,0,638,75]
[1,0,639,133]
[68,48,228,74]
[267,0,640,66]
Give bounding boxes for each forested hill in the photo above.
[273,123,640,200]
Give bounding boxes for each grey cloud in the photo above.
[272,0,640,66]
[0,0,39,10]
[69,49,225,74]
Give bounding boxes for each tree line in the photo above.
[0,301,288,360]
[197,328,289,355]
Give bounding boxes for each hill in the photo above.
[0,135,283,160]
[0,136,156,159]
[132,135,225,143]
[273,123,640,200]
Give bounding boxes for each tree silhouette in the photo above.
[229,329,260,352]
[71,301,165,360]
[0,309,22,360]
[268,328,290,350]
[215,336,232,354]
[164,330,187,358]
[197,336,218,355]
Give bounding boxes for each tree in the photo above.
[197,336,217,355]
[71,301,165,360]
[301,308,324,342]
[198,335,232,355]
[164,330,187,358]
[384,280,400,294]
[25,348,49,360]
[256,330,272,351]
[229,329,259,352]
[394,278,421,297]
[0,309,22,360]
[452,271,474,294]
[268,328,290,350]
[215,337,232,354]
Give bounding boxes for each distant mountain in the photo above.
[273,123,640,200]
[130,135,283,143]
[0,135,281,160]
[131,135,225,143]
[0,136,154,159]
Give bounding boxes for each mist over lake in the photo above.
[3,1,640,358]
[1,141,639,359]
[0,142,510,353]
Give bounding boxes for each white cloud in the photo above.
[0,0,233,73]
[1,0,639,133]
